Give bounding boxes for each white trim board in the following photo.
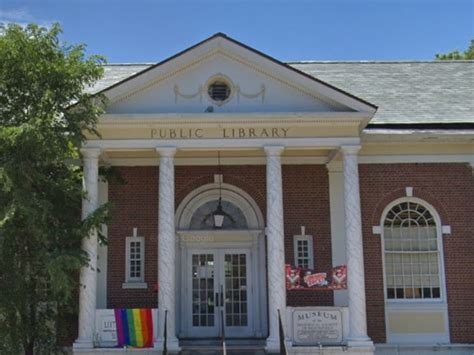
[83,137,361,150]
[358,154,473,164]
[101,154,473,166]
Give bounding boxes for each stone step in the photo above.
[179,350,266,355]
[178,339,267,354]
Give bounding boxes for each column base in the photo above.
[265,336,282,353]
[154,336,180,353]
[347,338,374,349]
[72,339,94,350]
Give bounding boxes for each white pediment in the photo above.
[101,34,376,116]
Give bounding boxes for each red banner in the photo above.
[286,264,347,290]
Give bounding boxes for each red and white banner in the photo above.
[286,264,347,290]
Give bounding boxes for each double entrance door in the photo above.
[184,248,253,338]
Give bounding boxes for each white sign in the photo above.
[292,308,343,344]
[95,309,159,347]
[95,310,118,347]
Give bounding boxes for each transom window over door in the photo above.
[383,200,443,300]
[189,200,248,230]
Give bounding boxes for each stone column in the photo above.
[264,146,287,352]
[155,147,180,351]
[341,145,373,348]
[73,148,101,350]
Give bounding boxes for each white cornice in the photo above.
[362,129,474,143]
[97,112,369,126]
[83,137,361,150]
[358,154,473,164]
[96,154,473,167]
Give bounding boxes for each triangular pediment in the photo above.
[100,33,377,115]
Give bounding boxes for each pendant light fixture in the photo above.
[212,152,225,228]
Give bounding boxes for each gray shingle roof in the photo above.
[88,64,152,93]
[89,61,474,125]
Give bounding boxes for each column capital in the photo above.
[156,146,177,157]
[340,145,361,155]
[326,160,343,173]
[80,148,101,160]
[263,145,285,156]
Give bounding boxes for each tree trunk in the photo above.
[24,341,34,355]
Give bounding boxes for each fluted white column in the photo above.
[155,147,180,351]
[73,148,101,350]
[264,146,287,352]
[341,145,373,348]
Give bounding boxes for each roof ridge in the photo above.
[287,60,474,64]
[105,63,154,66]
[102,60,474,67]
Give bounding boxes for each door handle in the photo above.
[220,285,224,307]
[215,292,219,307]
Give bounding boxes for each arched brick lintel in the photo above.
[370,187,451,228]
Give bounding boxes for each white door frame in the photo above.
[183,246,255,338]
[174,182,267,339]
[177,230,266,338]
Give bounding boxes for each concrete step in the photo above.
[179,350,266,355]
[179,338,266,354]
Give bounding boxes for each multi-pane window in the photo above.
[294,235,314,269]
[383,201,441,300]
[126,237,145,283]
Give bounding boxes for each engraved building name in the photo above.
[292,309,343,345]
[150,127,291,139]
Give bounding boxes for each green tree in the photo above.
[436,39,474,60]
[0,23,108,354]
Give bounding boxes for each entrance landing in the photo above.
[179,338,266,355]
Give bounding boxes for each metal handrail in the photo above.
[163,309,168,355]
[221,309,227,355]
[278,309,287,355]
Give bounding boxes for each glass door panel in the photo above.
[224,254,248,327]
[221,251,253,337]
[188,251,219,337]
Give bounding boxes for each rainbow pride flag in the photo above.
[114,309,154,348]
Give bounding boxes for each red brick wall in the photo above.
[107,165,334,310]
[283,165,333,307]
[359,163,474,343]
[108,167,158,308]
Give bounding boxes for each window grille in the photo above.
[189,200,248,230]
[383,201,441,300]
[208,81,231,102]
[294,235,314,269]
[126,237,145,283]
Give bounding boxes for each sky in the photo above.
[0,0,473,63]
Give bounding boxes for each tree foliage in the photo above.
[0,23,108,354]
[436,39,474,60]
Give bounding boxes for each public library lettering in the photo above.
[150,127,291,139]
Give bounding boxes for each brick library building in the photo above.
[72,34,474,354]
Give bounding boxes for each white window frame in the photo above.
[123,236,147,289]
[380,197,448,304]
[293,234,314,269]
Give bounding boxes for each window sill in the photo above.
[122,282,148,289]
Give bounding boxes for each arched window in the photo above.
[383,200,443,300]
[189,199,248,230]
